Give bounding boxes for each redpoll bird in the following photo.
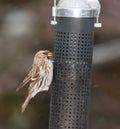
[16,50,53,112]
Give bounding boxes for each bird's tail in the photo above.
[21,96,32,113]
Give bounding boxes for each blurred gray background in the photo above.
[0,0,120,129]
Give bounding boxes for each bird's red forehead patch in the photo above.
[40,50,49,53]
[35,50,49,57]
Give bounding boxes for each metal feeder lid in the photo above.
[51,0,102,27]
[54,0,101,17]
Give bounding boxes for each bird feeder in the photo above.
[49,0,102,129]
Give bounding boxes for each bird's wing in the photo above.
[16,65,39,92]
[31,60,53,93]
[26,61,52,98]
[16,71,31,92]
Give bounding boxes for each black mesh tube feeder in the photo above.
[49,0,102,129]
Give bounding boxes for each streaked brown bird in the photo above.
[16,50,53,112]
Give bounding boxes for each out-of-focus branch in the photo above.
[93,39,120,65]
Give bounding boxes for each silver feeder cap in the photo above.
[51,0,102,28]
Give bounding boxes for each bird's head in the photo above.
[35,50,53,59]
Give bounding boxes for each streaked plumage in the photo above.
[16,50,53,112]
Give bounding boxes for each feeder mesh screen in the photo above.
[49,17,94,129]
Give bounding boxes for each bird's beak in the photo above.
[47,52,52,57]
